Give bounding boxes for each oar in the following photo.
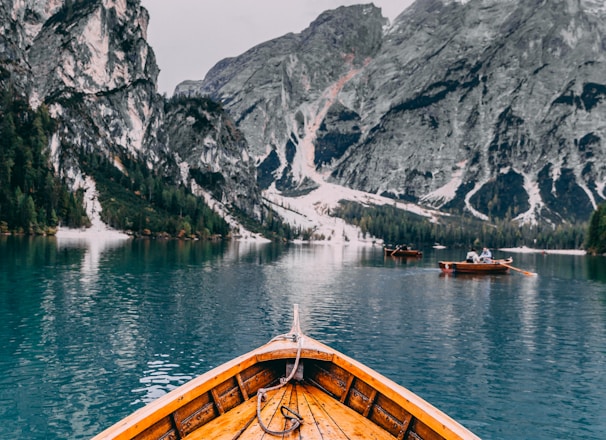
[501,263,537,276]
[390,245,401,256]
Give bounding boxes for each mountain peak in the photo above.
[180,0,606,226]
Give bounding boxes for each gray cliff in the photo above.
[178,0,606,225]
[1,0,260,224]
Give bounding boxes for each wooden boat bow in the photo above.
[92,305,481,440]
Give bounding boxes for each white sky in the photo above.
[140,1,415,95]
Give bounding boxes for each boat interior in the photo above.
[132,357,447,440]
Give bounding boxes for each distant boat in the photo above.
[433,243,447,249]
[439,257,514,274]
[384,245,423,257]
[92,305,479,440]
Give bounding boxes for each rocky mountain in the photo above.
[178,0,606,226]
[1,0,261,235]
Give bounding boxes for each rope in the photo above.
[256,330,304,436]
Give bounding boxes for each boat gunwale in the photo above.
[93,336,478,440]
[92,331,480,440]
[91,338,337,440]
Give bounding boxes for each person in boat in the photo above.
[479,247,493,262]
[466,248,480,263]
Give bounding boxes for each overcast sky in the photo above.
[140,1,416,95]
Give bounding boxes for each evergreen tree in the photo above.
[586,204,606,254]
[0,89,79,233]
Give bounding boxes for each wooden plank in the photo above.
[268,384,301,438]
[302,383,394,439]
[175,399,217,437]
[308,364,347,399]
[240,363,281,396]
[298,383,350,439]
[340,374,355,403]
[211,388,225,415]
[131,416,176,440]
[371,394,413,437]
[237,386,291,438]
[363,389,378,417]
[408,418,446,440]
[280,382,305,440]
[347,385,371,414]
[182,396,258,440]
[236,373,249,401]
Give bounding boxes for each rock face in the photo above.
[177,4,388,194]
[1,0,261,224]
[179,0,606,225]
[160,97,260,217]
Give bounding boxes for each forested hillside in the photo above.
[334,201,587,250]
[0,88,88,234]
[0,88,231,239]
[0,77,303,240]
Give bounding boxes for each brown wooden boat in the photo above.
[439,257,513,274]
[92,305,480,440]
[384,245,423,257]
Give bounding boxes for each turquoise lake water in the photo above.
[0,235,605,439]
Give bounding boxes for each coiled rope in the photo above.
[256,310,304,435]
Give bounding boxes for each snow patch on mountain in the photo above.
[264,180,443,245]
[56,176,130,239]
[514,173,544,225]
[421,160,467,208]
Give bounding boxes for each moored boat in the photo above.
[92,305,480,440]
[439,257,513,274]
[384,245,423,257]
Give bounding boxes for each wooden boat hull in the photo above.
[384,247,423,257]
[439,258,513,274]
[92,306,480,440]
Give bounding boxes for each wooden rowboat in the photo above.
[92,305,480,440]
[439,257,513,274]
[384,246,423,257]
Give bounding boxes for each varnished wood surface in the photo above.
[185,381,395,440]
[384,248,423,257]
[92,306,481,440]
[439,259,512,274]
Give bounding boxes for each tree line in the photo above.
[80,152,231,239]
[333,201,588,250]
[80,152,300,240]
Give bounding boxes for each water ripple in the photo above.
[1,240,606,439]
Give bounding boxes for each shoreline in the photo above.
[55,226,130,240]
[499,246,586,256]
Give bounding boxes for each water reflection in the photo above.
[2,240,606,439]
[585,256,606,282]
[133,356,193,405]
[55,235,130,285]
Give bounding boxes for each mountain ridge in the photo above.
[0,0,265,239]
[178,0,606,228]
[1,0,604,244]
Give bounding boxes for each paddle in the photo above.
[390,245,401,256]
[500,263,537,276]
